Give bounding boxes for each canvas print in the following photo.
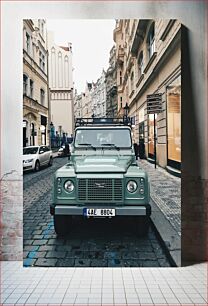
[23,19,181,267]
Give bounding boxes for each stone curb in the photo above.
[150,198,181,267]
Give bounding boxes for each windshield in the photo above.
[74,128,132,148]
[23,147,39,155]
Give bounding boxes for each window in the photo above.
[138,51,144,77]
[40,89,45,105]
[23,74,28,95]
[38,20,44,37]
[30,80,34,98]
[130,71,134,91]
[39,51,45,71]
[75,128,132,148]
[26,32,30,54]
[167,77,181,170]
[120,97,122,108]
[147,23,155,59]
[120,71,122,85]
[41,21,44,37]
[32,43,36,59]
[148,114,157,159]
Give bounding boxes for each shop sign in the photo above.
[147,93,163,114]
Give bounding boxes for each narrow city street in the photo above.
[23,157,171,268]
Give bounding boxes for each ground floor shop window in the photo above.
[167,76,181,170]
[148,114,157,159]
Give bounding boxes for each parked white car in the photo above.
[57,143,72,157]
[23,145,53,171]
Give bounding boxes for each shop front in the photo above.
[167,76,181,170]
[148,113,157,160]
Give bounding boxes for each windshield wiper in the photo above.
[78,143,96,150]
[100,143,120,151]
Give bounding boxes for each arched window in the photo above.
[138,51,144,77]
[147,22,155,59]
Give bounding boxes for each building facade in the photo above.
[23,19,49,147]
[47,32,74,140]
[74,92,83,120]
[91,70,107,118]
[81,83,93,118]
[106,46,117,118]
[114,19,181,173]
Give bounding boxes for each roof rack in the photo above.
[75,117,132,128]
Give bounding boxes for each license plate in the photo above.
[83,208,115,217]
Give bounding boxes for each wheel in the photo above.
[54,215,71,236]
[135,216,150,236]
[48,157,53,166]
[34,160,40,171]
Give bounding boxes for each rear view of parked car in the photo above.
[23,145,53,171]
[57,143,71,157]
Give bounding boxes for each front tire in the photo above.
[34,160,40,171]
[48,157,53,166]
[135,216,150,236]
[54,215,71,236]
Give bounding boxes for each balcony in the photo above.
[130,20,148,56]
[116,46,124,66]
[23,94,48,113]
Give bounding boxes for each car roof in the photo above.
[75,126,131,130]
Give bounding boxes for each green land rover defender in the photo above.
[50,118,151,235]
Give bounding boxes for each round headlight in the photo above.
[127,180,138,193]
[64,180,74,193]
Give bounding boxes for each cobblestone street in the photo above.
[23,157,171,267]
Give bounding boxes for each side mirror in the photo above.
[39,150,44,154]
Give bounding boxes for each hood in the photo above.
[74,155,132,173]
[23,154,36,161]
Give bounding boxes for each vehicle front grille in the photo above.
[78,178,123,202]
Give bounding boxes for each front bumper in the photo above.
[23,163,34,171]
[50,204,151,217]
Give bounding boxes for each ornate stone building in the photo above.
[81,83,93,118]
[47,32,74,138]
[106,46,117,118]
[91,70,107,118]
[114,19,181,174]
[23,19,49,147]
[74,92,83,120]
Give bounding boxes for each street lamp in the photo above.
[50,122,54,148]
[123,102,130,123]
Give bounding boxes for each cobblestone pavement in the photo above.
[23,157,172,267]
[139,159,181,236]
